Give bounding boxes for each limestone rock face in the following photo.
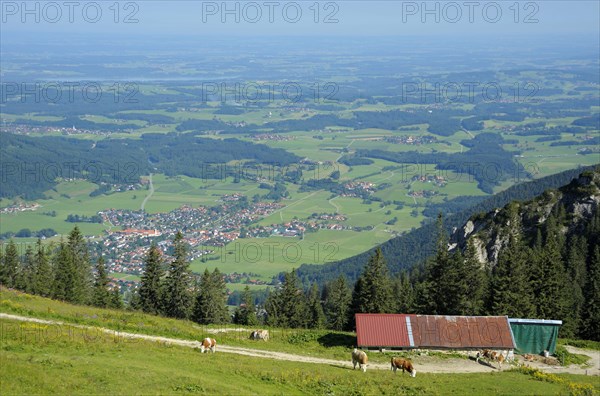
[449,170,600,269]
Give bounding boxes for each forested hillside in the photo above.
[435,168,600,339]
[0,132,300,199]
[294,165,600,286]
[337,168,599,339]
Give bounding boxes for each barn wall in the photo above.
[510,323,560,354]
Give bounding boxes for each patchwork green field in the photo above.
[2,63,599,289]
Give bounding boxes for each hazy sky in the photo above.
[1,1,599,38]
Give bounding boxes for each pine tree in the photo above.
[562,235,587,337]
[110,286,123,309]
[489,205,535,317]
[351,248,393,326]
[265,269,308,328]
[392,271,415,314]
[581,246,600,341]
[17,245,35,293]
[416,214,449,314]
[462,239,485,315]
[210,269,230,323]
[162,232,193,319]
[92,256,111,308]
[533,215,569,320]
[233,285,258,326]
[52,242,75,301]
[138,244,164,315]
[33,239,52,297]
[323,274,352,331]
[67,226,92,304]
[307,283,326,329]
[443,250,470,315]
[192,268,229,324]
[1,240,20,287]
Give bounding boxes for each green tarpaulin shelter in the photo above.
[509,318,562,355]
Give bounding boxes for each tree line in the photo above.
[264,208,597,339]
[1,208,598,340]
[0,227,122,309]
[294,165,599,287]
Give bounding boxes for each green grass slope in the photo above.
[1,289,598,395]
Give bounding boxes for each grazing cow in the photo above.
[523,354,536,362]
[477,349,505,369]
[200,337,217,353]
[352,348,368,372]
[249,330,270,341]
[391,357,417,377]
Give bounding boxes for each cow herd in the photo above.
[352,349,418,377]
[197,332,507,377]
[249,329,270,341]
[196,330,270,354]
[352,348,510,375]
[476,349,507,369]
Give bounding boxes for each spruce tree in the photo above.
[162,232,193,319]
[581,246,600,341]
[307,282,326,329]
[110,286,123,309]
[67,226,92,304]
[210,268,230,323]
[533,216,569,320]
[234,285,258,326]
[323,274,352,331]
[17,245,35,293]
[138,244,164,315]
[462,239,485,315]
[416,214,449,314]
[92,256,111,308]
[351,248,393,317]
[562,235,587,337]
[1,240,20,287]
[265,269,308,328]
[489,205,535,317]
[443,250,470,315]
[196,275,212,321]
[52,242,75,301]
[392,271,415,314]
[33,239,52,297]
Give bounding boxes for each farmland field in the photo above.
[1,35,599,294]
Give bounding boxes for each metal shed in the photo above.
[508,318,562,355]
[355,314,516,350]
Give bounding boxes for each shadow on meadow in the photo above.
[318,332,356,348]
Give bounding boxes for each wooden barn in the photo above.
[355,314,516,351]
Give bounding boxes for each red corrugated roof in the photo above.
[355,314,515,349]
[356,314,412,347]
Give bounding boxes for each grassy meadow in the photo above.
[1,288,598,395]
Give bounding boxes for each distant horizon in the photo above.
[1,1,598,37]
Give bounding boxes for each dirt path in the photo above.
[1,313,597,375]
[140,173,154,211]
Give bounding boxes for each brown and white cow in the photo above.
[352,348,368,372]
[477,349,505,369]
[391,357,417,377]
[249,330,270,341]
[200,337,217,353]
